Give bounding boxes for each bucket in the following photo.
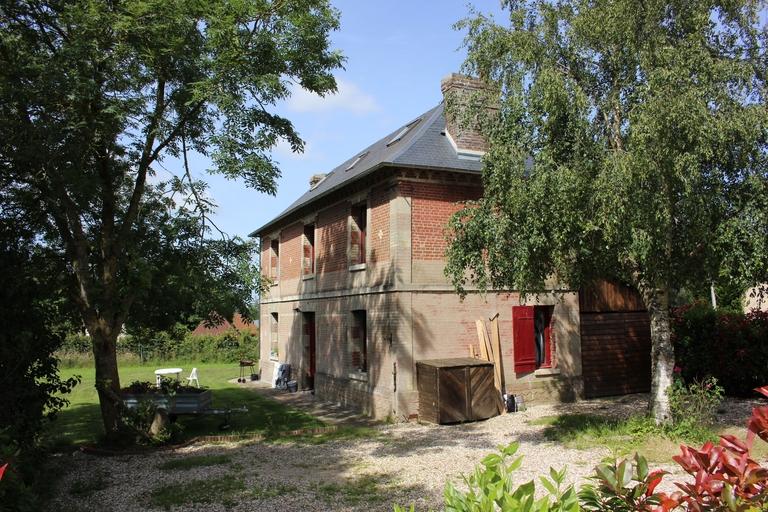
[504,394,516,413]
[286,380,298,393]
[514,395,526,412]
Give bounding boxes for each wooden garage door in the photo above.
[580,311,652,398]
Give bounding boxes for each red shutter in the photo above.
[513,306,536,373]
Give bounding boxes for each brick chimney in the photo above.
[440,73,495,157]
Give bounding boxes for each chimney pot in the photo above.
[309,173,326,189]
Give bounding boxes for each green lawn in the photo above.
[48,363,327,449]
[529,413,768,463]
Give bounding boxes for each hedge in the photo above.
[672,302,768,397]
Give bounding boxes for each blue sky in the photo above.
[185,1,503,240]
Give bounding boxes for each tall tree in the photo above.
[0,0,343,440]
[445,0,767,423]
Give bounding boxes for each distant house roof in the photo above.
[191,313,259,336]
[250,102,483,237]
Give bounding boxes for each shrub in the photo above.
[666,375,724,443]
[56,326,259,367]
[672,303,768,396]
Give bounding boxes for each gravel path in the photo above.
[48,394,761,512]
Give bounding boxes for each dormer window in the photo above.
[386,118,421,146]
[345,151,369,172]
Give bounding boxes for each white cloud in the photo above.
[287,78,380,115]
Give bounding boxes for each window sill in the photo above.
[348,371,368,382]
[269,357,279,362]
[302,273,315,281]
[349,263,367,272]
[270,281,279,287]
[534,367,561,377]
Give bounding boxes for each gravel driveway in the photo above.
[48,394,761,512]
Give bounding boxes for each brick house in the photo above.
[251,74,651,419]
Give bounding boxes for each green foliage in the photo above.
[579,454,671,511]
[672,303,768,396]
[0,211,79,510]
[442,442,580,512]
[149,475,245,509]
[0,222,80,450]
[57,327,259,367]
[315,474,394,505]
[251,482,298,499]
[537,413,717,459]
[169,331,259,363]
[120,399,179,446]
[447,0,767,298]
[446,0,768,422]
[0,0,343,437]
[666,376,724,441]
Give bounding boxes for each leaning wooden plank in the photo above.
[490,313,505,392]
[482,320,505,414]
[481,322,494,362]
[476,320,490,361]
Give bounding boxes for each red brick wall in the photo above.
[279,222,303,281]
[317,202,348,274]
[369,186,391,265]
[401,181,482,261]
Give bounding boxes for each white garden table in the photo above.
[154,367,183,387]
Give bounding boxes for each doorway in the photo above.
[302,312,316,390]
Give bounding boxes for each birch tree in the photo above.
[445,0,768,423]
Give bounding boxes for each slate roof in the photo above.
[251,102,483,236]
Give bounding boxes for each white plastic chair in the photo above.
[186,367,199,388]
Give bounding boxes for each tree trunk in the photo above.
[91,328,123,443]
[640,285,675,425]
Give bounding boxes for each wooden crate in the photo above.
[417,358,498,424]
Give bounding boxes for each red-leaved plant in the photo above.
[668,386,768,510]
[584,386,768,511]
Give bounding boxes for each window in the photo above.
[269,239,280,281]
[350,310,367,372]
[345,151,369,171]
[303,224,315,275]
[512,305,554,372]
[270,313,279,360]
[386,118,421,146]
[349,203,366,266]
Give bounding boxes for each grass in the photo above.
[149,474,245,509]
[314,474,392,505]
[47,362,331,450]
[531,413,720,462]
[251,482,298,499]
[157,454,232,471]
